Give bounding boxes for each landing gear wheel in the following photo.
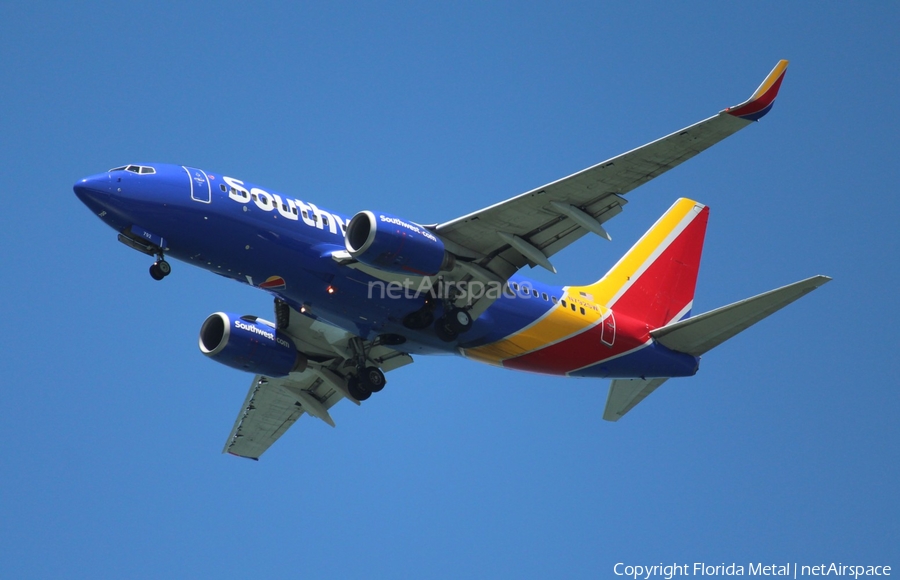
[361,366,386,393]
[347,376,371,401]
[149,257,170,281]
[149,263,165,281]
[447,308,472,334]
[434,308,471,342]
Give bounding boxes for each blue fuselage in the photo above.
[74,163,699,378]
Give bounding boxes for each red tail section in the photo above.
[574,198,709,329]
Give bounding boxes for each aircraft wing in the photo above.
[223,372,339,460]
[223,306,413,460]
[435,60,789,286]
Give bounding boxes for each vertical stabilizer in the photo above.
[573,198,709,329]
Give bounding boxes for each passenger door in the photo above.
[184,166,211,203]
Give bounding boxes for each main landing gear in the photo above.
[347,366,386,402]
[400,287,474,343]
[149,254,171,281]
[402,296,436,330]
[345,337,387,402]
[434,307,472,342]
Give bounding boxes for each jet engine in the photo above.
[199,312,307,376]
[345,210,454,276]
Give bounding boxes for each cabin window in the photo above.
[551,296,558,303]
[220,184,227,192]
[580,307,586,315]
[542,293,548,301]
[571,303,576,311]
[292,207,298,215]
[560,300,566,308]
[301,210,309,219]
[511,282,518,291]
[532,289,539,298]
[323,216,329,226]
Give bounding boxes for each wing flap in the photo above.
[603,378,669,421]
[223,305,414,460]
[436,112,748,258]
[651,275,831,356]
[223,373,331,460]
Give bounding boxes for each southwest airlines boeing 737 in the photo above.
[74,60,829,459]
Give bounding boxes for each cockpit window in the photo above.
[109,165,155,174]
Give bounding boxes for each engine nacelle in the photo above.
[345,210,454,276]
[199,312,307,377]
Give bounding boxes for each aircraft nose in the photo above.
[73,173,111,207]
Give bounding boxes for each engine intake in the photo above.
[345,210,454,276]
[199,312,307,377]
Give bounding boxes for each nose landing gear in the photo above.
[149,254,171,281]
[116,227,171,280]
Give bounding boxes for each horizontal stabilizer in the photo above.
[651,275,831,356]
[603,378,669,422]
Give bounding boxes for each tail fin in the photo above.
[573,198,709,329]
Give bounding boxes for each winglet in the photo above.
[725,60,789,121]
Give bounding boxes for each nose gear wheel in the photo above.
[149,256,171,280]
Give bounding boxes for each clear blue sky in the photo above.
[1,2,897,578]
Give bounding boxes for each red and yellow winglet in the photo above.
[725,59,789,121]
